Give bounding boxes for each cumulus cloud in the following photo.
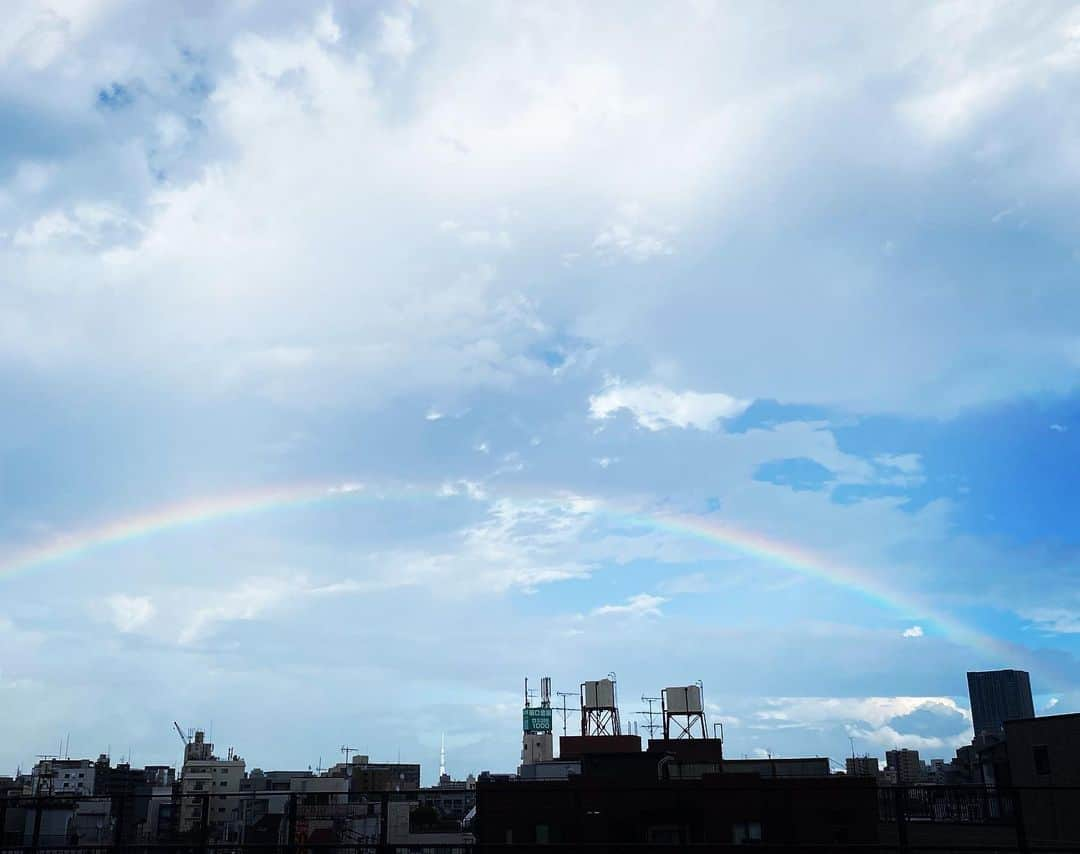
[377,7,417,65]
[748,696,973,753]
[902,625,924,638]
[590,593,666,617]
[3,4,1080,413]
[589,380,751,431]
[104,594,156,633]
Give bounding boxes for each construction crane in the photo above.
[173,722,189,747]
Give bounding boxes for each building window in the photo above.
[647,826,681,844]
[1033,745,1051,776]
[535,824,550,844]
[733,821,762,844]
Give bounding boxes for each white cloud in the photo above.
[3,5,1080,414]
[592,204,675,262]
[313,7,341,45]
[876,453,922,475]
[589,380,751,431]
[591,593,666,617]
[902,625,924,638]
[13,204,143,249]
[178,576,304,645]
[752,696,970,729]
[104,594,156,633]
[1050,423,1068,432]
[1022,607,1080,634]
[377,8,416,65]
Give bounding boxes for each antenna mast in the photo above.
[556,692,578,737]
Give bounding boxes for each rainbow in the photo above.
[608,509,1019,660]
[0,479,1036,667]
[0,481,372,580]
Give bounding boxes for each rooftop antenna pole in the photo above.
[341,746,360,764]
[439,734,446,780]
[850,736,856,761]
[639,696,662,740]
[556,692,576,736]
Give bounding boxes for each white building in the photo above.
[179,731,245,837]
[30,759,96,796]
[520,733,554,768]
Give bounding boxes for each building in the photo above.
[520,732,554,768]
[967,669,1035,735]
[475,750,878,847]
[1005,712,1080,844]
[724,757,830,778]
[336,755,420,793]
[845,756,879,777]
[178,731,245,838]
[885,749,922,784]
[420,774,477,821]
[29,759,96,796]
[924,758,948,784]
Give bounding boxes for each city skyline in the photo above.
[3,1,1080,784]
[0,668,1056,786]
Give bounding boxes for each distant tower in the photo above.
[439,733,446,781]
[581,677,621,736]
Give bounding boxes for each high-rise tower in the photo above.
[967,669,1035,735]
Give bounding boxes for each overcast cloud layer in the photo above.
[3,0,1080,780]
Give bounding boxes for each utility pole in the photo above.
[638,696,662,739]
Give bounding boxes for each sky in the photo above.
[2,0,1080,783]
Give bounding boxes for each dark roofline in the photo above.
[1005,712,1080,725]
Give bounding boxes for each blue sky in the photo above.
[2,1,1080,782]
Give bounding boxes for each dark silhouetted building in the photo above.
[967,669,1034,735]
[885,749,922,784]
[475,746,877,847]
[1006,712,1080,844]
[846,756,879,777]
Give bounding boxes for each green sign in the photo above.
[523,707,553,732]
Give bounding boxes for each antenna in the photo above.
[439,734,446,779]
[638,696,662,739]
[341,746,360,764]
[556,692,578,737]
